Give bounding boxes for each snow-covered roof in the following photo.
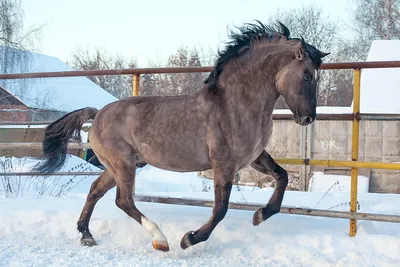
[358,40,400,114]
[0,46,118,112]
[0,85,28,106]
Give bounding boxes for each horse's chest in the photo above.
[235,118,273,167]
[260,117,274,147]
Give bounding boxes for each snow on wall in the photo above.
[358,40,400,114]
[0,46,118,112]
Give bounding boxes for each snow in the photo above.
[0,124,48,129]
[0,123,91,143]
[273,106,353,115]
[0,46,118,112]
[0,122,91,129]
[309,172,370,193]
[358,40,400,114]
[0,155,399,266]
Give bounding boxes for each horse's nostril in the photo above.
[300,116,313,125]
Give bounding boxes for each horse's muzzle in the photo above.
[297,115,315,126]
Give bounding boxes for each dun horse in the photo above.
[35,21,329,251]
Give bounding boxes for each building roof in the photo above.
[0,85,28,107]
[0,46,118,112]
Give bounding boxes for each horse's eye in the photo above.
[303,75,312,82]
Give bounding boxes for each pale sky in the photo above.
[23,0,352,67]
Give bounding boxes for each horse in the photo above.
[35,21,329,252]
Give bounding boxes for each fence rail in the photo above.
[134,195,400,223]
[1,60,400,237]
[0,171,103,176]
[0,142,91,150]
[0,61,400,80]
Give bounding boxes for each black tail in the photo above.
[34,107,98,172]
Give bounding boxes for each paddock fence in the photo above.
[1,61,400,236]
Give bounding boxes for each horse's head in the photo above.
[275,24,329,126]
[204,21,329,127]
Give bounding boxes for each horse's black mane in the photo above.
[204,20,324,92]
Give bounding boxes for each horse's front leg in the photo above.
[180,168,233,249]
[250,150,288,226]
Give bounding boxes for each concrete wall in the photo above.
[310,120,400,193]
[266,120,301,161]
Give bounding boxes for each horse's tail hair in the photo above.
[34,107,99,173]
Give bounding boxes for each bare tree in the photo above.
[0,0,43,74]
[348,0,400,58]
[141,45,214,96]
[69,47,137,99]
[268,4,338,55]
[0,0,50,120]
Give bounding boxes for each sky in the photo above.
[23,0,352,67]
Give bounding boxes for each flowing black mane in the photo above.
[204,20,325,92]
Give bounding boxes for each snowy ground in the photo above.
[0,155,399,267]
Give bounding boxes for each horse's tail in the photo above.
[34,107,99,173]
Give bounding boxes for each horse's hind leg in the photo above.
[77,169,116,246]
[250,150,288,226]
[111,159,169,252]
[180,168,233,249]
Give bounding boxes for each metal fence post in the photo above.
[133,73,140,96]
[350,68,361,236]
[299,125,307,190]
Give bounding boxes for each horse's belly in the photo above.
[138,142,211,172]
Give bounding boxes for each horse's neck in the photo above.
[219,57,282,116]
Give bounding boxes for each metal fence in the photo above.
[1,61,400,236]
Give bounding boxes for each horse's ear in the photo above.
[318,51,330,58]
[295,47,304,60]
[277,21,290,38]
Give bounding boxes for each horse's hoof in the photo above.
[253,208,264,226]
[180,231,194,250]
[81,236,97,247]
[253,204,281,226]
[152,240,170,252]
